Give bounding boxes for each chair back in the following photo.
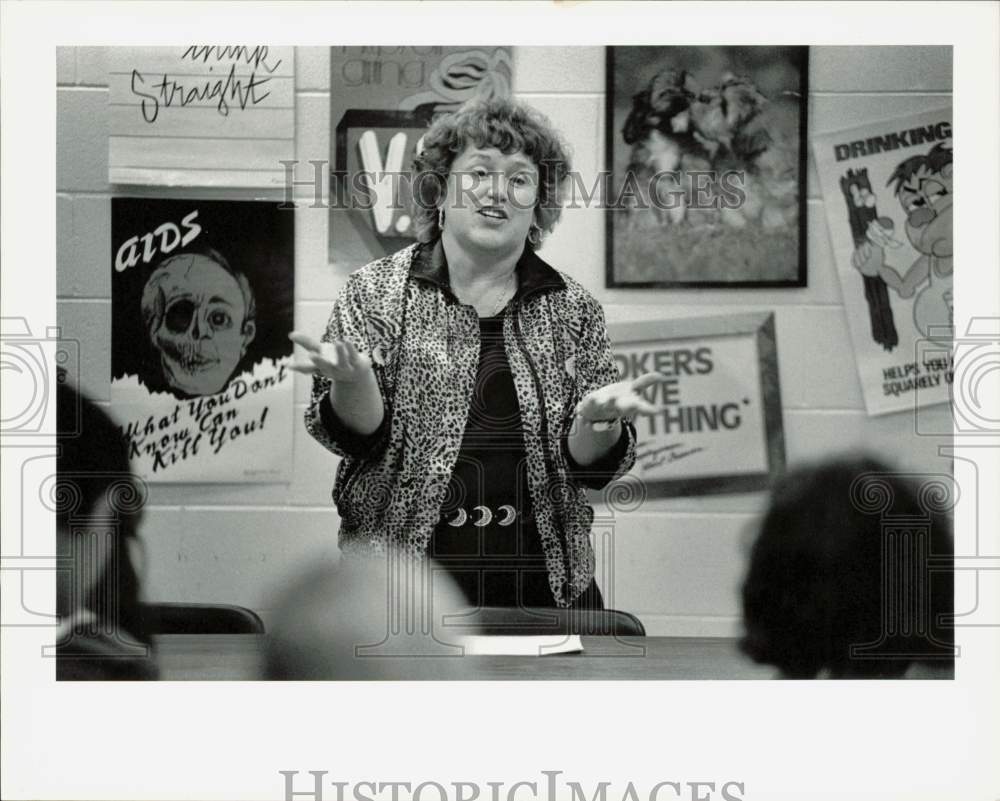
[447,607,645,637]
[140,602,265,635]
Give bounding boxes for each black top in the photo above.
[317,240,631,608]
[430,312,552,607]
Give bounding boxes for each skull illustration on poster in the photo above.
[140,250,257,397]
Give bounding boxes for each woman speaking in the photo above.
[293,98,663,609]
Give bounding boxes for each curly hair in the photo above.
[740,456,954,679]
[410,97,572,248]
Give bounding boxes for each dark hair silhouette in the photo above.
[741,456,954,678]
[56,374,150,649]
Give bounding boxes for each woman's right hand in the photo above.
[289,331,373,384]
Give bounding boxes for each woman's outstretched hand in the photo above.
[575,372,669,423]
[289,331,384,436]
[289,331,373,384]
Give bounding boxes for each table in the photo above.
[154,634,779,680]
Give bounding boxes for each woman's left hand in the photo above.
[575,372,669,423]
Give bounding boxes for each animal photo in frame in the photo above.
[606,46,808,288]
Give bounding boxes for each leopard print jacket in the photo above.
[305,241,637,607]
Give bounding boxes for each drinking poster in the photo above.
[111,198,294,482]
[812,107,953,416]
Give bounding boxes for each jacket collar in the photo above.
[409,238,566,301]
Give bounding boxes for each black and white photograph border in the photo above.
[1,3,998,801]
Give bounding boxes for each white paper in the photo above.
[457,635,584,657]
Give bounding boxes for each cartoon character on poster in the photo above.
[844,143,953,347]
[111,198,294,482]
[813,108,953,417]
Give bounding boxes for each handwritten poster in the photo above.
[606,314,785,498]
[108,46,295,187]
[328,46,513,267]
[812,107,953,416]
[111,198,294,482]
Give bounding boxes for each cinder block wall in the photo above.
[56,46,952,635]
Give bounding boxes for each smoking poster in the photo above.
[812,107,953,416]
[108,46,295,187]
[606,313,785,498]
[328,46,513,268]
[111,198,294,482]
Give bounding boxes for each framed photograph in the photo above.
[605,46,808,288]
[599,312,785,498]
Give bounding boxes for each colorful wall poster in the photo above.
[813,107,952,416]
[328,46,513,268]
[111,198,294,482]
[108,46,294,187]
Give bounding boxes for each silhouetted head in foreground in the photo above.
[264,554,473,680]
[741,456,954,679]
[56,375,156,679]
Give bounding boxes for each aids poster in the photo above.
[812,107,953,416]
[328,46,513,269]
[606,313,785,498]
[111,198,294,482]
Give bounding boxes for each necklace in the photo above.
[489,269,516,316]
